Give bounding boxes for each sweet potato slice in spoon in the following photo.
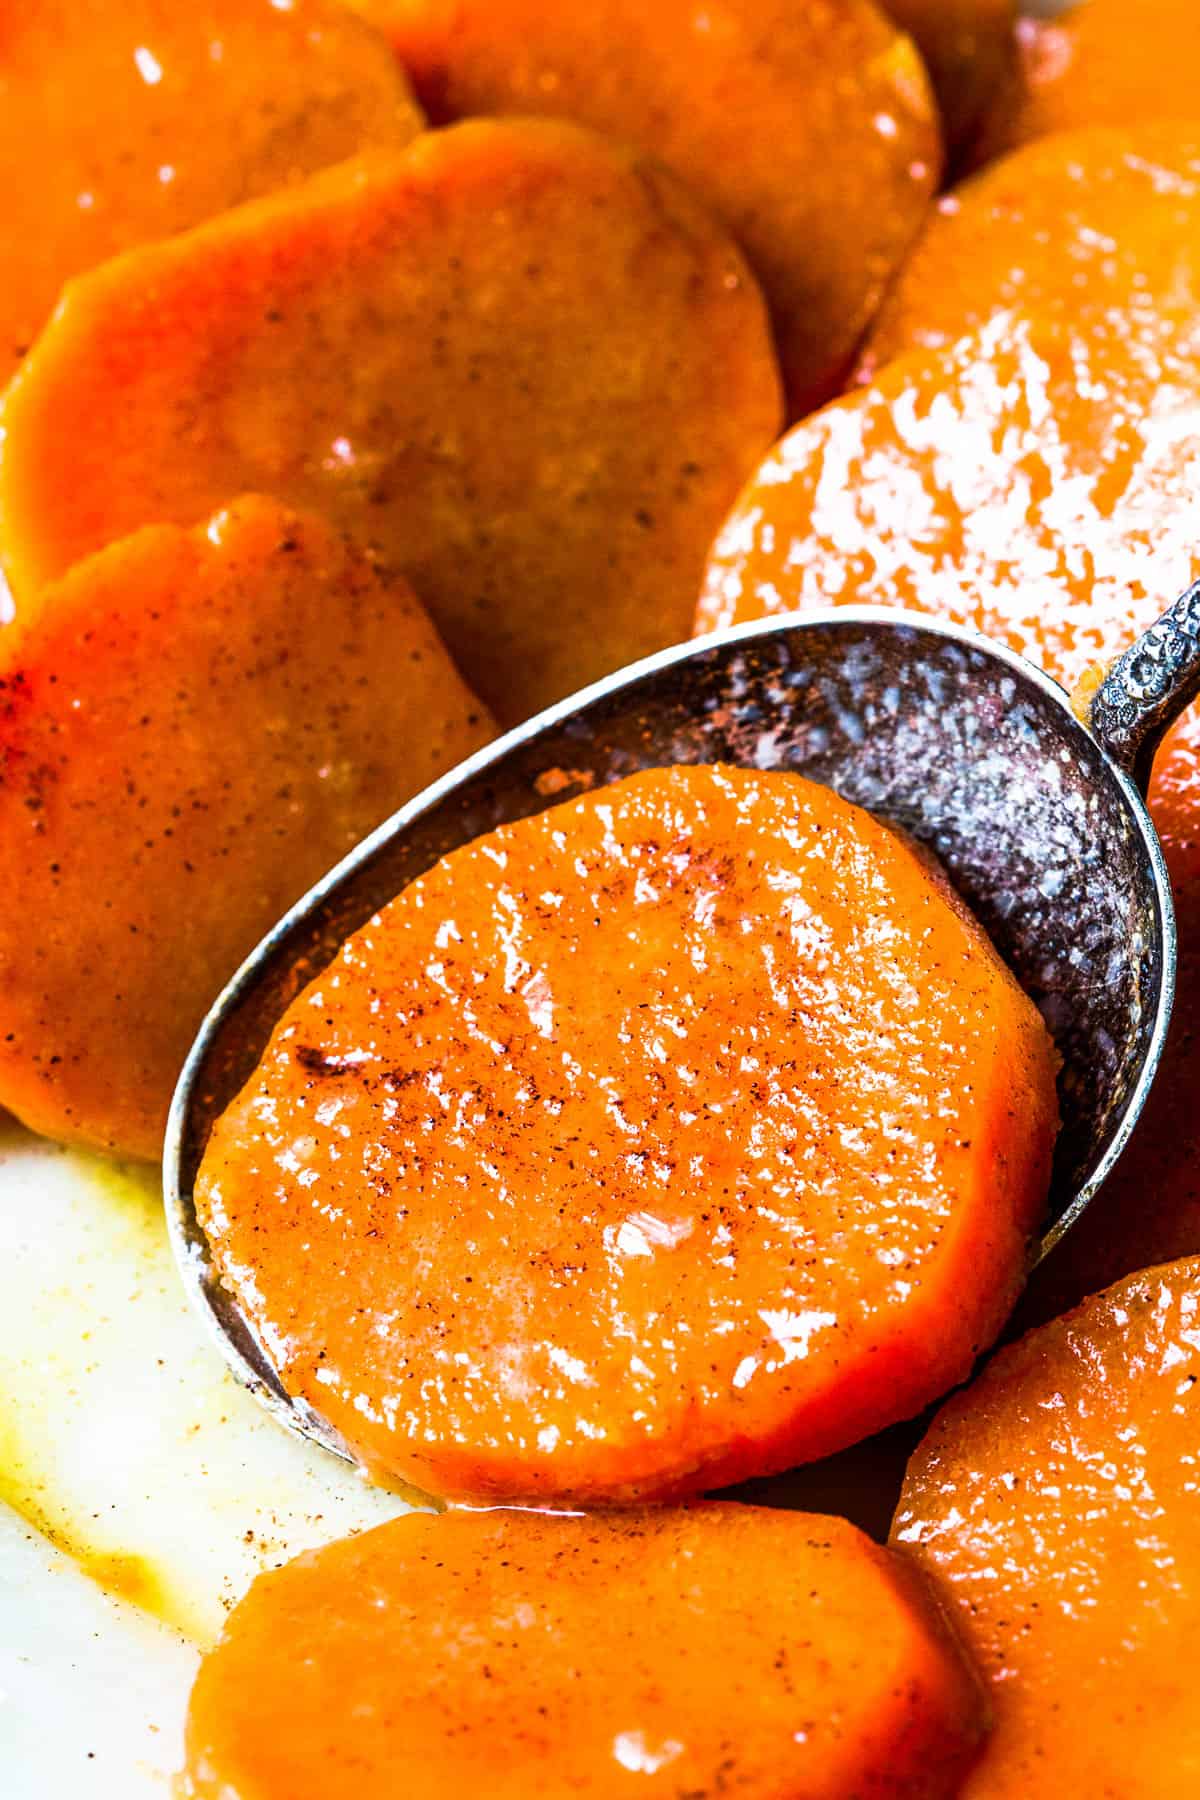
[0,121,782,725]
[195,762,1058,1505]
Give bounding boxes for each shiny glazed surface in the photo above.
[0,120,782,726]
[0,0,423,388]
[347,0,940,418]
[699,305,1200,1304]
[858,122,1200,381]
[971,0,1200,165]
[184,1503,987,1798]
[880,0,1014,150]
[0,496,494,1159]
[893,1257,1200,1797]
[196,764,1058,1504]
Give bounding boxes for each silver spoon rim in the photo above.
[163,604,1177,1459]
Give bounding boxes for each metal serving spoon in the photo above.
[164,594,1200,1464]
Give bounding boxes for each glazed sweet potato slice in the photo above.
[0,496,495,1159]
[185,1504,986,1798]
[972,0,1200,165]
[345,0,940,416]
[880,0,1014,152]
[893,1257,1200,1796]
[699,308,1200,1307]
[0,121,781,726]
[196,762,1058,1504]
[0,0,424,387]
[699,310,1200,859]
[857,122,1200,381]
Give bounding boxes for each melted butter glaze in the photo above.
[184,1503,986,1799]
[197,764,1058,1504]
[699,303,1200,1305]
[893,1256,1200,1797]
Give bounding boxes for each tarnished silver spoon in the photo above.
[164,595,1200,1465]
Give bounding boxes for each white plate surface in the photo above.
[0,1122,412,1797]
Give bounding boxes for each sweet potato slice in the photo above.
[345,0,940,416]
[0,496,495,1159]
[185,1503,987,1798]
[196,762,1058,1504]
[857,122,1200,382]
[699,310,1200,848]
[880,0,1014,152]
[699,307,1200,1307]
[0,0,424,387]
[0,121,780,726]
[893,1257,1200,1796]
[972,0,1200,166]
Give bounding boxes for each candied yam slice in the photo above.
[699,310,1200,865]
[857,122,1200,381]
[701,306,1200,1312]
[0,121,781,726]
[893,1257,1200,1797]
[0,496,495,1159]
[880,0,1015,151]
[185,1504,987,1799]
[195,763,1059,1505]
[972,0,1200,165]
[0,0,424,386]
[346,0,940,416]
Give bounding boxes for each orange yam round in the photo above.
[893,1257,1200,1797]
[0,121,781,727]
[972,0,1200,166]
[880,0,1015,151]
[0,496,495,1159]
[701,310,1200,694]
[858,122,1200,382]
[0,0,424,387]
[346,0,940,416]
[699,307,1200,1305]
[185,1504,987,1799]
[195,763,1059,1505]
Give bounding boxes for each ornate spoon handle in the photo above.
[1089,578,1200,791]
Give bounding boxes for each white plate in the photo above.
[0,1121,413,1798]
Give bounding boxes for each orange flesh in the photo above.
[345,0,940,417]
[184,1503,987,1799]
[971,0,1200,166]
[699,305,1200,1304]
[879,0,1014,151]
[0,120,781,727]
[196,763,1058,1505]
[893,1256,1200,1797]
[858,122,1200,382]
[0,496,495,1160]
[0,0,424,387]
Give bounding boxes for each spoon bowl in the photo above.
[165,604,1182,1464]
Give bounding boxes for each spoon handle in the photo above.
[1089,578,1200,792]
